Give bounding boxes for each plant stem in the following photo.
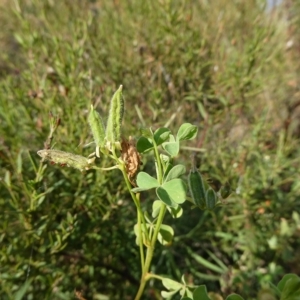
[134,203,167,300]
[137,203,145,273]
[120,165,150,242]
[135,133,168,299]
[152,139,163,184]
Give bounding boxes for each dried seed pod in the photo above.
[205,188,217,210]
[188,168,206,209]
[121,136,142,186]
[37,149,94,171]
[106,85,124,149]
[88,105,106,156]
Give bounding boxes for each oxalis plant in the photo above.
[37,86,300,300]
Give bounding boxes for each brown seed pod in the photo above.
[121,136,142,186]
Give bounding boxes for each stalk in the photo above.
[134,136,166,300]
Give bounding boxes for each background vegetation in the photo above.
[1,0,300,299]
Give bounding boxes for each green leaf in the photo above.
[177,123,198,141]
[17,150,23,174]
[157,224,174,245]
[163,141,180,157]
[14,33,25,46]
[280,275,300,300]
[167,205,183,218]
[191,270,221,281]
[187,247,225,274]
[134,223,150,246]
[161,290,179,298]
[156,179,187,206]
[14,279,32,300]
[136,172,159,191]
[206,249,228,272]
[156,186,176,207]
[162,278,182,290]
[154,127,171,145]
[137,136,153,153]
[4,170,11,187]
[184,288,194,299]
[131,187,149,193]
[225,294,244,300]
[152,200,162,218]
[269,282,281,297]
[139,127,153,139]
[181,274,188,285]
[162,179,187,204]
[193,285,211,300]
[278,274,299,292]
[197,102,208,120]
[164,164,186,182]
[162,162,174,181]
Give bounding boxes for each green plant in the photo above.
[35,85,236,299]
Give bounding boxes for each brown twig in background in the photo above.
[74,290,87,300]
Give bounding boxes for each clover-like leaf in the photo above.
[278,274,299,292]
[162,278,182,291]
[132,172,159,193]
[137,136,153,153]
[279,274,300,300]
[177,123,198,141]
[156,186,176,207]
[154,127,171,146]
[156,179,187,206]
[162,141,180,157]
[167,205,183,218]
[193,285,211,300]
[161,290,179,298]
[161,278,182,299]
[157,224,174,245]
[164,164,186,182]
[163,162,174,181]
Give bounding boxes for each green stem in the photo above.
[92,165,119,171]
[135,133,168,299]
[137,201,145,273]
[152,139,163,184]
[119,163,150,289]
[134,203,167,300]
[146,273,169,281]
[119,164,150,243]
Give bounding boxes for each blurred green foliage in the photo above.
[1,0,300,299]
